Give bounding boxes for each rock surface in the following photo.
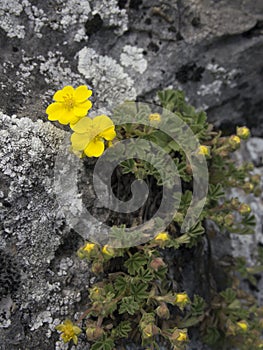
[0,0,263,349]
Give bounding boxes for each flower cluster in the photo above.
[46,86,116,157]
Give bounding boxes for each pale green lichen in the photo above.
[120,45,148,74]
[78,47,136,109]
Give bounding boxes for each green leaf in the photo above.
[124,252,148,275]
[180,190,193,212]
[203,327,221,345]
[220,288,236,304]
[208,183,225,201]
[114,276,128,295]
[112,321,132,339]
[178,316,202,328]
[130,283,148,301]
[121,159,136,174]
[187,221,205,237]
[119,296,140,315]
[137,268,154,283]
[90,336,115,350]
[191,295,206,316]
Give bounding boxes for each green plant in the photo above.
[49,87,262,349]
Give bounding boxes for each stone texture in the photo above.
[0,0,263,349]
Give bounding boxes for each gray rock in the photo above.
[1,0,263,349]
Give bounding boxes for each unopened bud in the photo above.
[150,257,166,271]
[156,302,170,319]
[239,203,251,215]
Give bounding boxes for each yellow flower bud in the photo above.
[198,145,210,156]
[154,232,169,241]
[102,244,115,257]
[243,182,254,193]
[236,126,250,140]
[149,113,161,123]
[237,321,248,332]
[229,135,241,150]
[177,331,188,342]
[175,293,189,305]
[83,243,96,253]
[239,203,251,215]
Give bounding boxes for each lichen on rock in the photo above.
[78,47,136,109]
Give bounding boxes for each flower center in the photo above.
[63,94,75,110]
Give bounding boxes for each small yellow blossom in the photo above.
[102,244,115,257]
[83,242,96,253]
[175,292,189,305]
[149,113,161,123]
[236,126,250,140]
[237,321,248,332]
[154,232,169,241]
[243,182,254,193]
[46,85,92,125]
[198,145,210,156]
[71,115,116,157]
[239,203,251,215]
[177,331,188,342]
[56,319,81,345]
[229,135,241,150]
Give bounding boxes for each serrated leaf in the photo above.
[130,283,148,301]
[187,221,205,237]
[90,336,115,350]
[112,321,132,338]
[137,268,154,283]
[124,252,148,275]
[119,296,140,315]
[114,276,128,295]
[220,288,236,304]
[208,183,225,201]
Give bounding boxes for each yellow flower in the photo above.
[102,244,115,257]
[83,242,96,253]
[56,319,81,345]
[71,115,116,157]
[149,113,161,123]
[239,203,251,215]
[175,293,189,305]
[177,331,188,342]
[236,126,250,140]
[198,145,210,156]
[154,232,169,241]
[229,135,241,150]
[46,85,92,125]
[237,321,248,332]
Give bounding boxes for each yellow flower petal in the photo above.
[93,115,114,131]
[84,139,105,157]
[73,335,78,345]
[71,117,92,133]
[71,132,91,151]
[58,110,77,125]
[56,324,65,332]
[73,101,92,117]
[64,319,73,326]
[74,85,92,102]
[46,102,64,120]
[73,326,82,335]
[99,126,116,141]
[53,86,75,102]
